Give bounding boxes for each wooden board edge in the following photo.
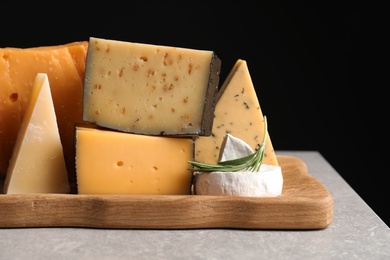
[0,155,334,230]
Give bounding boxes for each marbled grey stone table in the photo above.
[1,151,389,259]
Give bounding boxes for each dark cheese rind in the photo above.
[199,53,221,136]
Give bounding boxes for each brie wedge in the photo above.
[194,134,283,197]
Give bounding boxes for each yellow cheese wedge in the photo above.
[83,37,221,136]
[0,42,88,191]
[194,59,279,166]
[3,73,70,194]
[75,125,194,195]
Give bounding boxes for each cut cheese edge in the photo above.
[83,37,221,136]
[194,59,278,166]
[75,125,194,195]
[3,73,70,194]
[194,134,283,197]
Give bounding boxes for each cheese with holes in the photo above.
[75,125,194,195]
[3,73,70,194]
[194,59,278,166]
[0,41,88,192]
[83,37,221,136]
[194,134,283,197]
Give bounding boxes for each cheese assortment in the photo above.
[1,37,283,197]
[0,41,88,191]
[3,73,70,194]
[83,37,221,136]
[75,124,194,195]
[194,59,278,166]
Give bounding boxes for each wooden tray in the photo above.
[0,155,333,230]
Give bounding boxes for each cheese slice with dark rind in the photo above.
[83,37,221,136]
[194,59,279,166]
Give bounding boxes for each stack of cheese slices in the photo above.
[0,37,282,196]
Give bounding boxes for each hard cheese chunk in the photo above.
[83,37,221,136]
[194,59,279,166]
[0,42,88,185]
[75,125,194,195]
[3,73,70,194]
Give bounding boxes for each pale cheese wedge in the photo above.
[3,73,70,194]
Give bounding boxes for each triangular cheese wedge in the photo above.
[3,73,70,194]
[194,59,279,166]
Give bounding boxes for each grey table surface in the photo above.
[0,151,389,260]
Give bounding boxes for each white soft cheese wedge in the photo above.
[3,73,70,194]
[218,134,255,163]
[194,134,283,197]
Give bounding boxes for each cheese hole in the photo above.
[140,56,148,62]
[9,93,18,102]
[153,166,158,171]
[117,161,124,167]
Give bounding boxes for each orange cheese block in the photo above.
[75,125,194,195]
[0,42,88,190]
[0,54,19,179]
[194,59,279,166]
[4,73,70,194]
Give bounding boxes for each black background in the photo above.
[2,3,386,226]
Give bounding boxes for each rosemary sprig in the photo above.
[188,116,268,172]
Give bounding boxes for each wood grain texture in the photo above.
[0,156,333,229]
